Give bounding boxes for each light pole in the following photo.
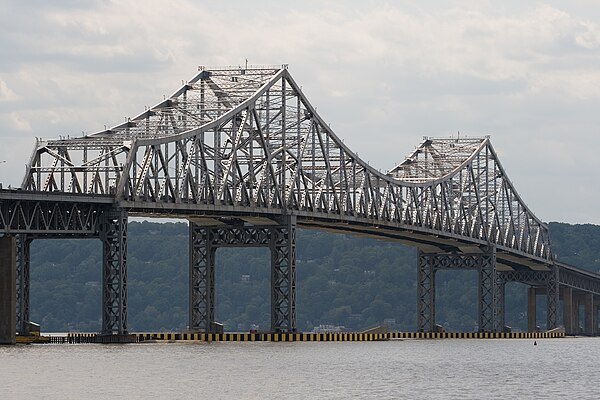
[0,161,5,190]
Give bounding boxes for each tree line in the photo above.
[28,221,600,332]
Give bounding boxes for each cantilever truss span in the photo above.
[12,64,600,336]
[23,65,550,262]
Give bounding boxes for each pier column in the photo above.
[477,246,497,332]
[494,277,506,331]
[546,265,559,330]
[270,215,297,333]
[100,209,128,335]
[0,236,16,344]
[417,250,436,332]
[596,303,600,335]
[15,235,31,336]
[562,287,574,335]
[527,287,537,332]
[189,222,216,332]
[573,295,580,334]
[584,293,595,336]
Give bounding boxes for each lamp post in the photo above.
[0,161,5,190]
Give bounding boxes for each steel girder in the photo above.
[417,246,499,332]
[189,216,296,333]
[100,209,128,334]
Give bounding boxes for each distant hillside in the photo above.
[548,222,600,273]
[27,220,600,333]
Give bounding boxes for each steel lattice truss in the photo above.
[21,65,552,263]
[0,193,109,236]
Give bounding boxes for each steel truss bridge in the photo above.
[1,65,599,337]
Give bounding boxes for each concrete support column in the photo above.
[573,295,580,334]
[562,287,574,335]
[596,304,600,335]
[527,287,537,332]
[584,293,595,336]
[0,237,16,345]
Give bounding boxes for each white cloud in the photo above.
[0,79,17,101]
[9,112,32,131]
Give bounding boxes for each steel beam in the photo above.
[100,209,128,334]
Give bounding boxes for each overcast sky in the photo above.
[1,0,599,224]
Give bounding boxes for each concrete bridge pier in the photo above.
[0,236,16,344]
[584,293,596,336]
[527,287,537,332]
[562,287,574,335]
[562,291,599,335]
[573,294,581,334]
[596,303,600,335]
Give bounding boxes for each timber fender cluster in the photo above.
[57,330,565,344]
[137,331,564,342]
[63,333,137,344]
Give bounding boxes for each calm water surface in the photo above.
[1,337,599,399]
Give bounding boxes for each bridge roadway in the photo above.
[1,65,599,340]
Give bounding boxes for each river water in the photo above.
[1,337,598,399]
